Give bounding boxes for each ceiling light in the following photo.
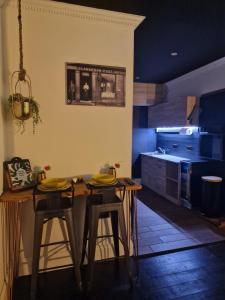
[170,52,178,56]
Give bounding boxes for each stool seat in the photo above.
[35,197,73,212]
[201,176,222,183]
[201,175,223,217]
[86,193,122,219]
[87,193,121,205]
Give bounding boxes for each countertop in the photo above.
[0,179,142,203]
[141,152,191,163]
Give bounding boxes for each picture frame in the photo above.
[4,157,36,192]
[65,62,126,107]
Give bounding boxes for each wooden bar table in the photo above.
[0,178,141,299]
[0,190,29,300]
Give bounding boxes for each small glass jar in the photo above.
[37,170,46,183]
[108,166,116,178]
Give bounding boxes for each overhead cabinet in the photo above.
[133,82,167,106]
[133,82,199,127]
[148,96,198,128]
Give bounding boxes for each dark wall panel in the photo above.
[132,107,156,178]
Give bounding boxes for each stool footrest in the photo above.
[86,234,123,244]
[40,240,69,247]
[91,234,121,239]
[38,263,73,273]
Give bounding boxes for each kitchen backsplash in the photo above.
[157,132,200,159]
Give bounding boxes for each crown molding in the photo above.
[4,0,145,29]
[0,0,7,7]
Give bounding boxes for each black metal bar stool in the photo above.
[30,184,82,299]
[82,182,132,290]
[201,176,223,217]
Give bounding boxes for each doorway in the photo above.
[131,107,225,256]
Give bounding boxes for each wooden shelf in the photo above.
[133,82,166,106]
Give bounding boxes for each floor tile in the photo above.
[150,239,198,252]
[137,187,225,256]
[139,228,182,240]
[139,236,162,246]
[160,233,191,243]
[149,223,174,231]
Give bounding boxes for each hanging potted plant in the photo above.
[8,92,41,134]
[8,0,41,133]
[8,71,41,133]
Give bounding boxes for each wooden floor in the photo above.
[13,186,225,299]
[137,187,225,255]
[13,242,225,299]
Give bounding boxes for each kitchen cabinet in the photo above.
[148,96,198,128]
[141,154,181,205]
[133,82,166,106]
[142,155,166,195]
[165,161,180,205]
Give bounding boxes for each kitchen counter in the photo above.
[141,152,190,163]
[141,152,188,206]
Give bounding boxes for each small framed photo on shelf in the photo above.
[4,157,36,192]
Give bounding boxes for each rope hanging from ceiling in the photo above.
[17,0,26,81]
[7,0,41,134]
[10,0,33,121]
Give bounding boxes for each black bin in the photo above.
[201,176,222,217]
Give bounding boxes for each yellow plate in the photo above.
[37,182,71,192]
[91,173,116,184]
[41,178,67,188]
[87,178,118,186]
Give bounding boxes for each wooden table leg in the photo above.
[1,201,23,300]
[130,190,139,277]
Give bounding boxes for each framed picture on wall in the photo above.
[4,157,36,191]
[65,62,126,107]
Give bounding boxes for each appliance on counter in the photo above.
[180,159,223,209]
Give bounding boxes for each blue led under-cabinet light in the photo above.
[156,126,199,133]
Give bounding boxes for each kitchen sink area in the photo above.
[132,118,225,256]
[142,152,191,162]
[136,146,225,256]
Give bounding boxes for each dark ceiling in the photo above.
[56,0,225,83]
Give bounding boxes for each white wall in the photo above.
[0,2,4,194]
[0,0,7,297]
[3,0,143,178]
[2,0,143,276]
[167,57,225,99]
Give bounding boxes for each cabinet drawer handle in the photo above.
[186,145,193,150]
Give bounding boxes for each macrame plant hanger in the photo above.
[10,0,32,121]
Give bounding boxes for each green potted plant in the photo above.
[8,93,41,134]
